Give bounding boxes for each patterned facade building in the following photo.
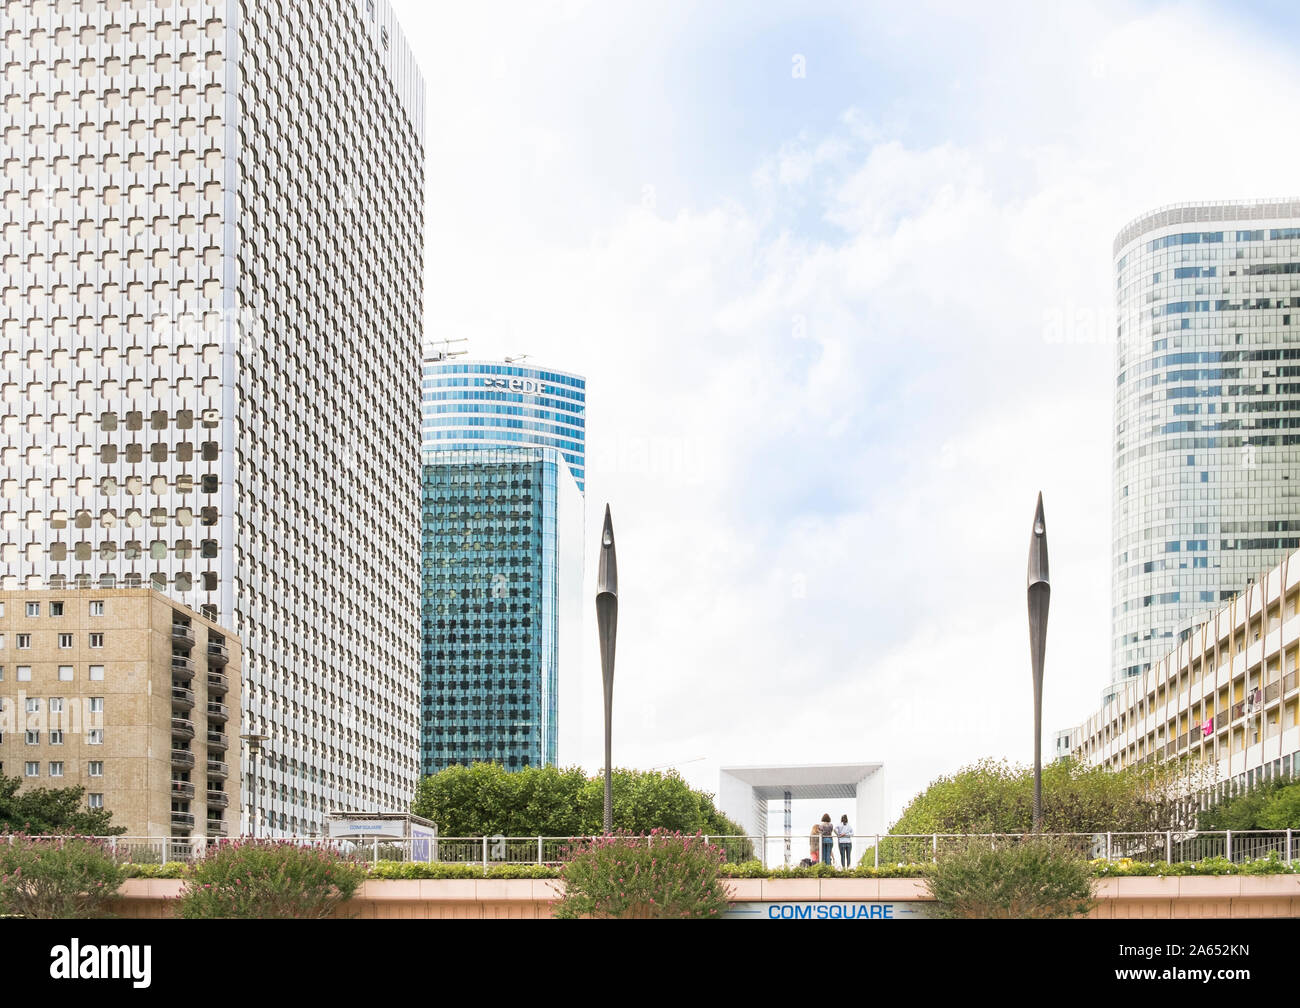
[2,0,425,834]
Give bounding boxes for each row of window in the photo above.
[10,729,104,745]
[6,476,219,496]
[0,633,104,649]
[4,599,105,617]
[12,696,101,712]
[14,763,102,792]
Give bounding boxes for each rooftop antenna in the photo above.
[428,338,469,362]
[646,756,706,771]
[505,353,530,364]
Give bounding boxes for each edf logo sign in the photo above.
[486,377,544,395]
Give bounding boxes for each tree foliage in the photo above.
[411,763,747,838]
[889,757,1209,836]
[1198,778,1300,830]
[552,830,731,919]
[0,774,125,836]
[925,836,1095,919]
[0,835,127,918]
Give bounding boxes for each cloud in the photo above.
[392,0,1300,820]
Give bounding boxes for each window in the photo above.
[58,665,73,681]
[87,729,103,745]
[89,698,104,714]
[89,600,104,616]
[50,601,64,617]
[49,698,63,714]
[17,667,31,682]
[89,633,104,648]
[48,762,63,778]
[49,730,63,745]
[17,634,30,649]
[25,731,39,744]
[87,793,103,809]
[58,633,73,649]
[25,602,39,617]
[87,761,103,777]
[88,665,104,681]
[24,763,38,777]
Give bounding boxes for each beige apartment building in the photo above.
[1065,549,1300,799]
[0,589,240,838]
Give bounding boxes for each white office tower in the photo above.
[1,0,426,835]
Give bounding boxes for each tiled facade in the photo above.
[1113,200,1300,686]
[0,587,241,837]
[1,0,425,834]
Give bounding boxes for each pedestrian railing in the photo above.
[7,830,1296,868]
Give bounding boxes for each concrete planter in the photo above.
[758,878,821,901]
[819,879,882,900]
[105,872,1300,919]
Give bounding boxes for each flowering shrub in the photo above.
[179,840,367,919]
[552,830,730,919]
[0,834,127,918]
[925,837,1096,919]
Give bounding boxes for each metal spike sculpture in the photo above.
[1027,492,1050,832]
[595,504,619,834]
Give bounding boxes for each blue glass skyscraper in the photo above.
[420,361,586,773]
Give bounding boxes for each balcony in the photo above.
[170,717,195,741]
[206,731,228,752]
[170,748,195,770]
[206,701,229,724]
[171,623,195,646]
[171,655,195,681]
[171,780,196,800]
[170,810,195,830]
[206,672,229,696]
[171,686,195,712]
[207,641,229,667]
[206,819,226,838]
[206,759,228,781]
[206,790,229,809]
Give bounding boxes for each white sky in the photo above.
[389,0,1300,823]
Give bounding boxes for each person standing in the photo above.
[809,822,822,864]
[819,813,835,868]
[836,814,854,869]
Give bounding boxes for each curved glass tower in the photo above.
[422,360,586,490]
[419,360,585,773]
[1112,200,1300,687]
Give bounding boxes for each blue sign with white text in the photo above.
[725,901,929,920]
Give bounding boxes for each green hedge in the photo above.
[719,860,930,879]
[112,853,1300,882]
[122,862,192,879]
[368,861,561,880]
[1091,853,1297,876]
